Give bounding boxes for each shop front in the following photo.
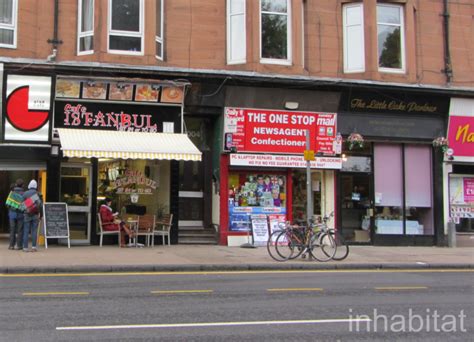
[444,98,474,246]
[220,107,341,246]
[52,76,201,245]
[0,70,53,236]
[338,89,450,245]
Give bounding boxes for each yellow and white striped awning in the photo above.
[57,129,202,161]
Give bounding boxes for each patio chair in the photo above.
[137,214,156,247]
[153,213,173,246]
[97,213,121,247]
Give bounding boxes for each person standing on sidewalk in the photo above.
[22,180,43,252]
[6,179,25,250]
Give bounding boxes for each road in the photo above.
[0,269,472,341]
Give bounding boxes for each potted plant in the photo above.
[346,132,365,150]
[432,136,449,153]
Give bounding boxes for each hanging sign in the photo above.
[4,75,52,142]
[224,107,337,155]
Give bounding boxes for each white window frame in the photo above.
[377,3,405,74]
[77,0,94,55]
[155,0,164,60]
[259,0,292,65]
[226,0,246,65]
[342,3,365,73]
[0,0,18,49]
[107,0,144,55]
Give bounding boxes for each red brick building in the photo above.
[1,0,473,246]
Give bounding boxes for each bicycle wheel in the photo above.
[309,231,336,262]
[275,231,295,261]
[267,230,287,262]
[285,228,306,260]
[327,229,350,261]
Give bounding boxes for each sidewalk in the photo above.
[1,241,473,273]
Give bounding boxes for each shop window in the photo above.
[155,0,164,60]
[226,0,246,64]
[229,172,286,232]
[78,0,94,55]
[377,3,405,72]
[0,0,17,48]
[260,0,291,65]
[108,0,144,55]
[374,144,433,235]
[342,3,365,73]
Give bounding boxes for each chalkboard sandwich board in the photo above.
[43,202,71,248]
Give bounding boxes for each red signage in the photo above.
[224,108,337,155]
[6,86,49,132]
[447,115,474,157]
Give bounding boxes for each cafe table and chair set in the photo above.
[97,213,173,247]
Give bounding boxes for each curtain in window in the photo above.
[374,144,403,206]
[0,0,13,25]
[227,0,246,63]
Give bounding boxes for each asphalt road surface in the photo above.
[0,269,472,341]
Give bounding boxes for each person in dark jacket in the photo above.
[7,179,24,250]
[22,180,43,252]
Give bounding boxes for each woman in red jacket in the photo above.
[99,198,134,247]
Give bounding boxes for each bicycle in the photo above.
[272,218,336,262]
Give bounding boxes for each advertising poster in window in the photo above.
[228,172,286,232]
[449,175,474,219]
[224,107,337,155]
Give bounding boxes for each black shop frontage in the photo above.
[337,88,450,246]
[0,69,201,245]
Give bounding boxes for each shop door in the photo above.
[178,160,204,227]
[60,163,92,244]
[340,172,373,243]
[0,164,46,235]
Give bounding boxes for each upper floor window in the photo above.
[343,3,365,73]
[377,4,405,72]
[260,0,291,65]
[108,0,144,55]
[78,0,94,55]
[155,0,164,60]
[0,0,17,48]
[226,0,246,64]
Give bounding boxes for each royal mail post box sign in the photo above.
[3,75,52,142]
[224,107,337,155]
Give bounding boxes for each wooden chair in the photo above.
[97,213,121,247]
[153,213,173,246]
[136,214,156,247]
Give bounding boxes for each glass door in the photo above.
[60,163,92,244]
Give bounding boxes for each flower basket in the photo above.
[432,136,449,153]
[346,133,364,150]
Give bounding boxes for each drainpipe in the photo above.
[47,0,62,62]
[442,0,453,83]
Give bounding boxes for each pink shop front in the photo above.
[219,107,342,246]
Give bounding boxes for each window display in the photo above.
[228,172,286,232]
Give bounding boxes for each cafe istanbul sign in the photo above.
[111,170,157,195]
[62,104,158,132]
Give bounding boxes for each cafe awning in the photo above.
[57,128,202,161]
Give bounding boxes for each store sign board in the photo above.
[54,101,181,133]
[3,75,52,142]
[447,115,474,158]
[339,89,449,116]
[230,153,342,169]
[224,107,337,155]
